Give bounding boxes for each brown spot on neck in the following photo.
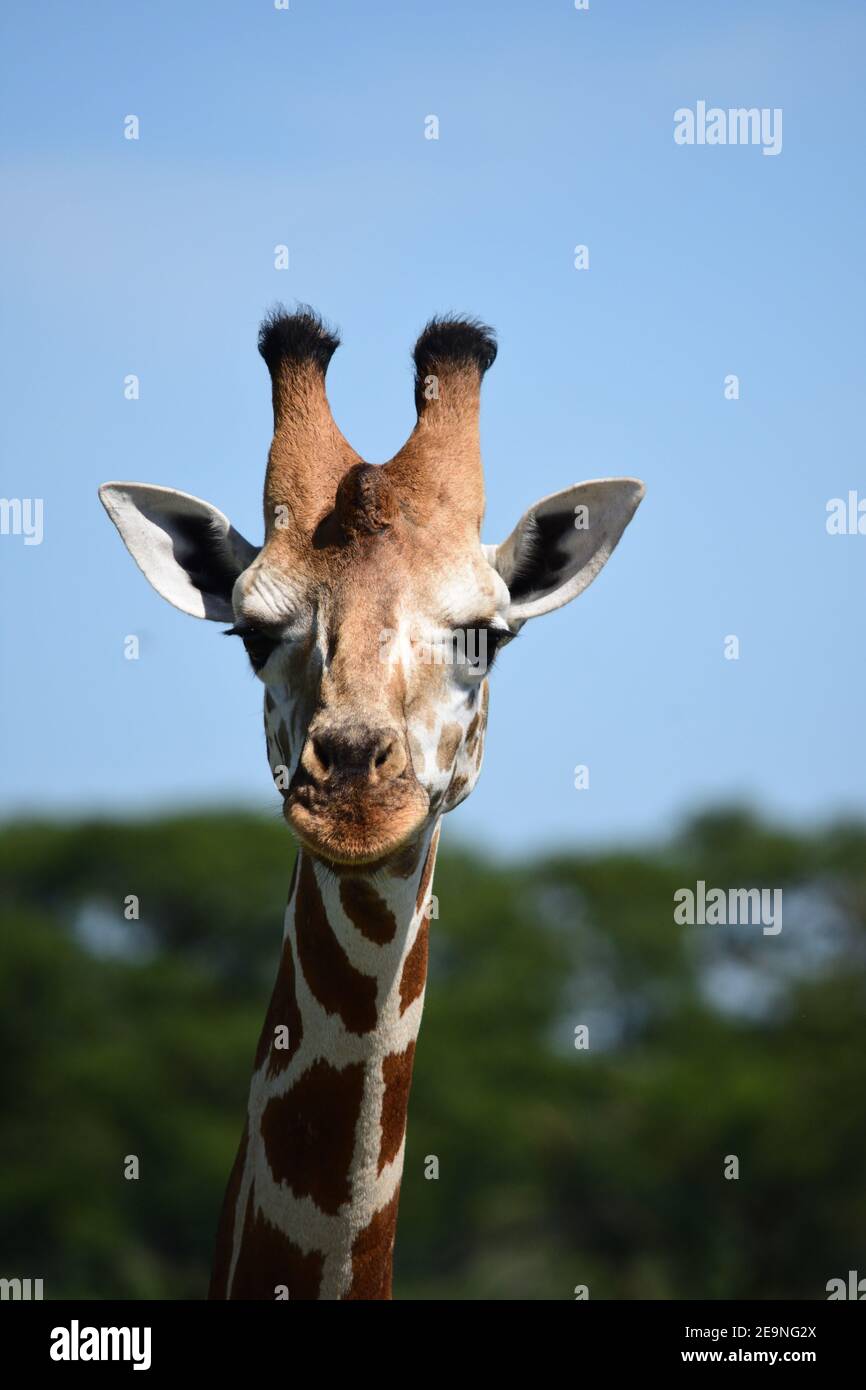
[229,1188,324,1300]
[294,853,378,1034]
[378,1042,416,1175]
[261,1057,365,1215]
[416,829,439,913]
[253,935,303,1078]
[339,877,397,944]
[345,1188,401,1300]
[399,918,429,1015]
[392,831,438,1016]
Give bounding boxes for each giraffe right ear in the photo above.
[98,482,259,622]
[490,478,645,626]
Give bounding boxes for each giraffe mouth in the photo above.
[284,775,430,866]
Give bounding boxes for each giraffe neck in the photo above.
[209,821,440,1301]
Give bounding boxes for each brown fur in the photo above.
[253,935,303,1078]
[399,919,429,1015]
[261,1057,366,1215]
[339,877,397,944]
[416,829,439,912]
[264,358,361,543]
[230,1187,325,1300]
[245,313,503,867]
[345,1189,401,1300]
[294,853,378,1033]
[383,367,486,529]
[378,1043,416,1174]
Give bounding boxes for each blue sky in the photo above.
[2,0,865,854]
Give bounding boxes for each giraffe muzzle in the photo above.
[285,725,429,864]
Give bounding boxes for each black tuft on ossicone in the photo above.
[412,315,497,411]
[257,304,341,377]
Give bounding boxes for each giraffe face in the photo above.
[233,516,508,865]
[99,310,645,869]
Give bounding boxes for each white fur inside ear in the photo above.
[492,478,645,624]
[99,482,258,621]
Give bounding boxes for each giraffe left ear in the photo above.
[490,478,645,625]
[99,482,259,621]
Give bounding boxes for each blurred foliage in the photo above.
[1,807,865,1300]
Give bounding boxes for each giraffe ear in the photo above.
[99,482,259,621]
[491,479,645,625]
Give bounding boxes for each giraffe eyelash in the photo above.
[224,623,280,672]
[451,623,514,674]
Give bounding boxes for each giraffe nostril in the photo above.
[306,726,404,782]
[312,736,331,773]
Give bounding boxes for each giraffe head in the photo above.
[100,307,644,866]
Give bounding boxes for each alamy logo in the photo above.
[673,881,782,936]
[50,1320,152,1371]
[378,625,495,671]
[826,1270,866,1300]
[0,497,43,545]
[0,1276,43,1299]
[826,492,866,535]
[674,101,782,156]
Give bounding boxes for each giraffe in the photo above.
[99,306,644,1300]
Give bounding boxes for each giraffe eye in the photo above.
[452,624,511,675]
[224,623,279,672]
